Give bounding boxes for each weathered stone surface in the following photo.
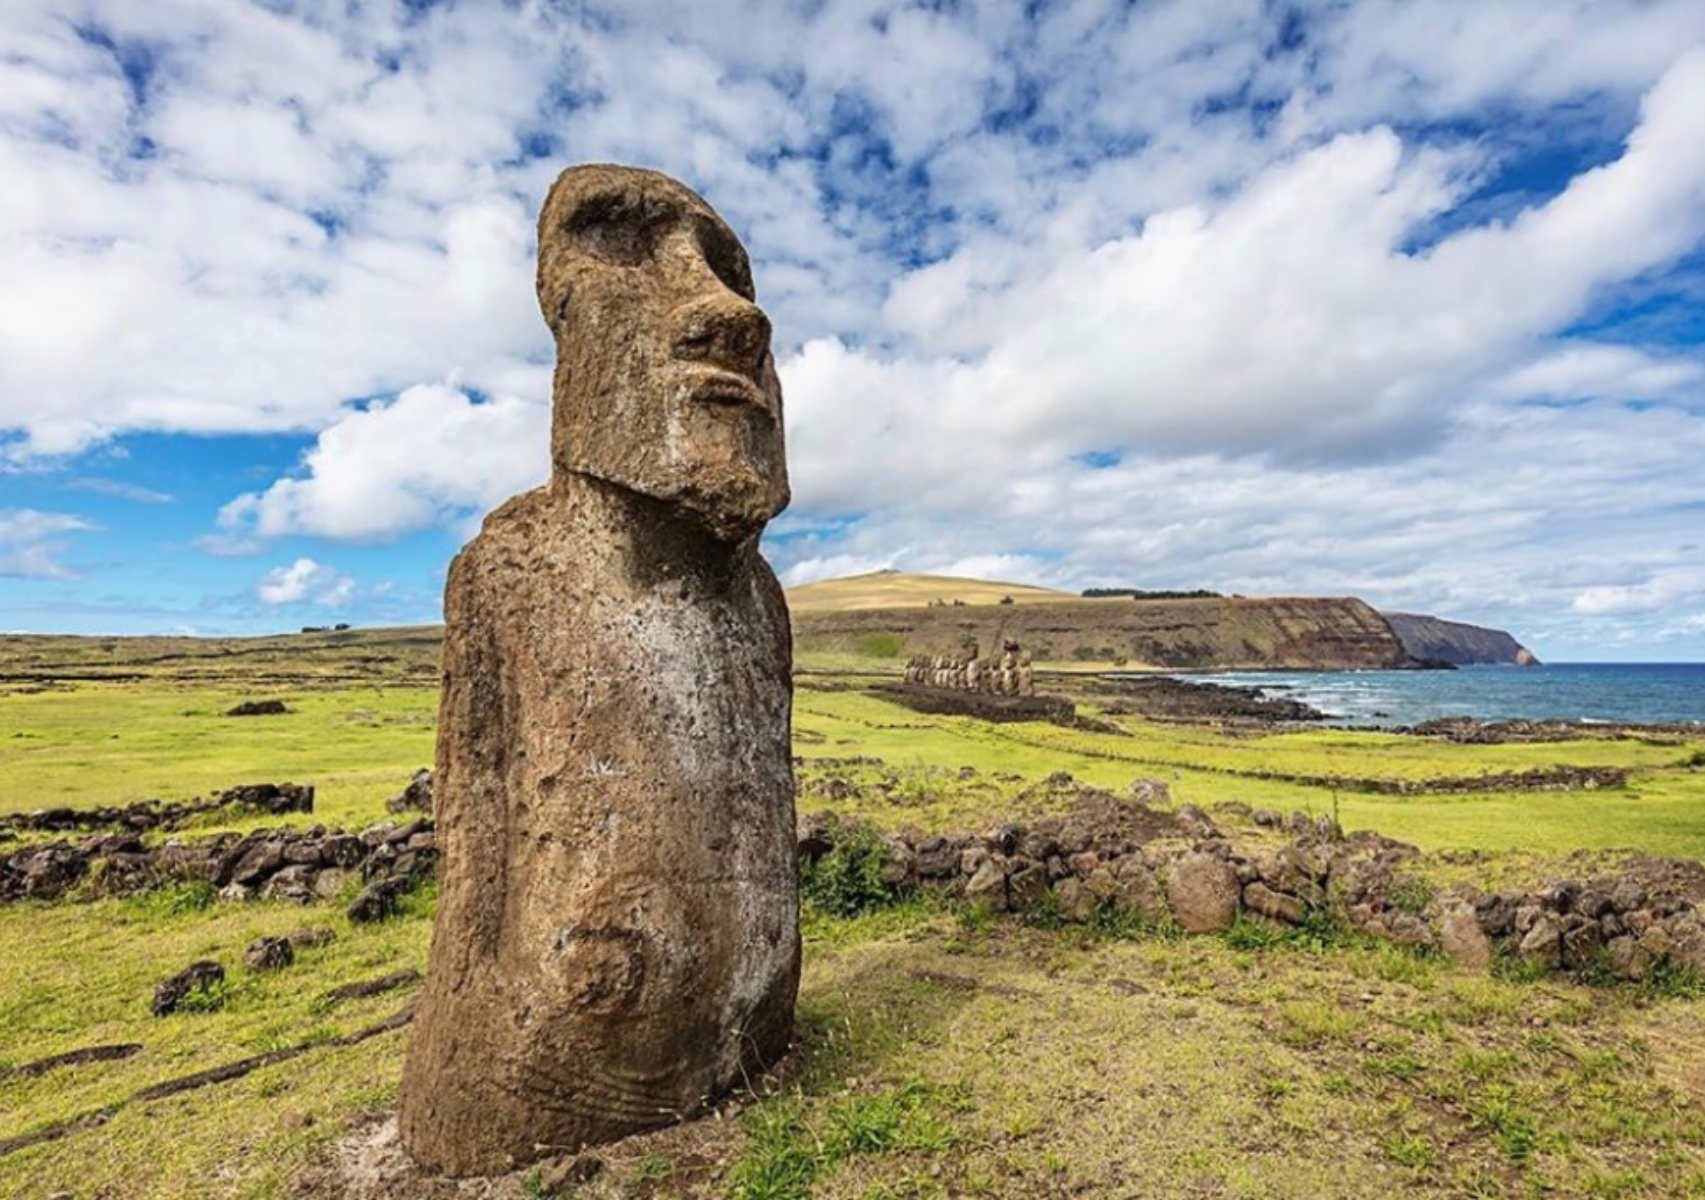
[1519,914,1563,969]
[1112,859,1166,921]
[966,859,1008,910]
[226,699,289,717]
[1243,882,1306,925]
[260,864,318,905]
[1440,903,1494,970]
[1166,853,1240,934]
[1606,935,1651,981]
[1056,878,1097,924]
[1008,862,1049,910]
[245,936,295,972]
[386,768,433,815]
[346,877,408,924]
[398,165,798,1177]
[152,961,224,1017]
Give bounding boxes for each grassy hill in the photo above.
[792,591,1412,670]
[785,569,1070,614]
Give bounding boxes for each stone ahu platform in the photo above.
[874,684,1075,724]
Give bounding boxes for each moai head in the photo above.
[537,165,790,541]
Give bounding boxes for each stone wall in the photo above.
[799,782,1705,985]
[0,806,434,924]
[0,783,313,839]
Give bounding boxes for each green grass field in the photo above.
[3,640,1705,1198]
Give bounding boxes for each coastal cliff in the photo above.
[792,593,1415,669]
[1383,612,1539,667]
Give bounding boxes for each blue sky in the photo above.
[3,0,1705,660]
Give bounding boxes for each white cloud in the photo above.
[219,383,548,541]
[255,558,354,606]
[3,1,1705,650]
[787,49,1705,513]
[0,508,95,578]
[1573,570,1705,616]
[66,477,174,504]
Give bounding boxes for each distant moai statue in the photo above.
[963,644,981,692]
[999,644,1019,695]
[1017,652,1035,697]
[398,166,798,1176]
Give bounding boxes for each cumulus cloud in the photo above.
[1573,569,1705,616]
[255,558,354,606]
[788,49,1705,511]
[218,383,549,541]
[0,509,96,578]
[4,1,1705,648]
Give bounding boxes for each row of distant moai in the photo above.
[905,642,1036,696]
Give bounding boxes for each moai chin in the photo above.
[398,165,798,1176]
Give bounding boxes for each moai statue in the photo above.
[399,166,798,1176]
[964,649,981,692]
[999,645,1018,695]
[1017,652,1035,697]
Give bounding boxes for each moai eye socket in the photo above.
[563,192,675,266]
[695,217,756,301]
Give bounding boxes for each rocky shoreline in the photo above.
[1083,673,1328,722]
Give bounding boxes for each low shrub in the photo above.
[800,821,895,919]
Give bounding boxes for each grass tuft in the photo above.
[801,821,897,920]
[728,1082,965,1200]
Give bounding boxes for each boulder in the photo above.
[1056,878,1097,924]
[347,877,410,923]
[1518,913,1563,970]
[1243,882,1305,925]
[1166,853,1240,934]
[260,864,319,905]
[1112,859,1166,921]
[1439,903,1494,970]
[1605,936,1651,982]
[1008,862,1050,910]
[152,960,225,1016]
[386,768,434,815]
[965,859,1008,910]
[226,699,289,717]
[245,936,295,972]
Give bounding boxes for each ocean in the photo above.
[1171,663,1705,727]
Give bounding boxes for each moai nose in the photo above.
[670,294,772,379]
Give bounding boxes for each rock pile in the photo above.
[384,768,432,814]
[801,785,1705,984]
[226,699,290,717]
[0,782,314,837]
[0,814,435,920]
